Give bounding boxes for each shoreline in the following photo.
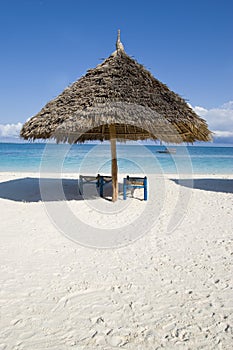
[1,171,233,181]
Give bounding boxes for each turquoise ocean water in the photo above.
[0,143,232,174]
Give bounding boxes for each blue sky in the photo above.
[0,0,232,143]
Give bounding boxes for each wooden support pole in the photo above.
[109,124,118,202]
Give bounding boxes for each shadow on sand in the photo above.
[171,178,233,194]
[0,177,82,202]
[0,177,123,202]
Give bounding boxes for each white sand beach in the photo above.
[0,172,232,349]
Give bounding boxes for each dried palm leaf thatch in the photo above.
[20,32,212,144]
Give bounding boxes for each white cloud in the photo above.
[221,101,233,110]
[213,130,233,138]
[0,122,22,138]
[192,106,208,116]
[191,101,233,143]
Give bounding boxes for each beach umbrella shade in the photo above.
[21,30,212,201]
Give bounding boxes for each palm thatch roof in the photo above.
[20,31,212,144]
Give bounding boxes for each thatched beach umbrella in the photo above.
[21,30,212,201]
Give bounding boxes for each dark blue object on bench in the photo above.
[123,176,148,200]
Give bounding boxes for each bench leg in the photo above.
[144,177,148,201]
[123,178,127,200]
[100,176,104,197]
[79,177,83,195]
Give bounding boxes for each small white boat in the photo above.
[157,147,176,154]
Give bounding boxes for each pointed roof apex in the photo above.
[116,29,125,52]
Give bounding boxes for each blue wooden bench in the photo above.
[123,176,148,200]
